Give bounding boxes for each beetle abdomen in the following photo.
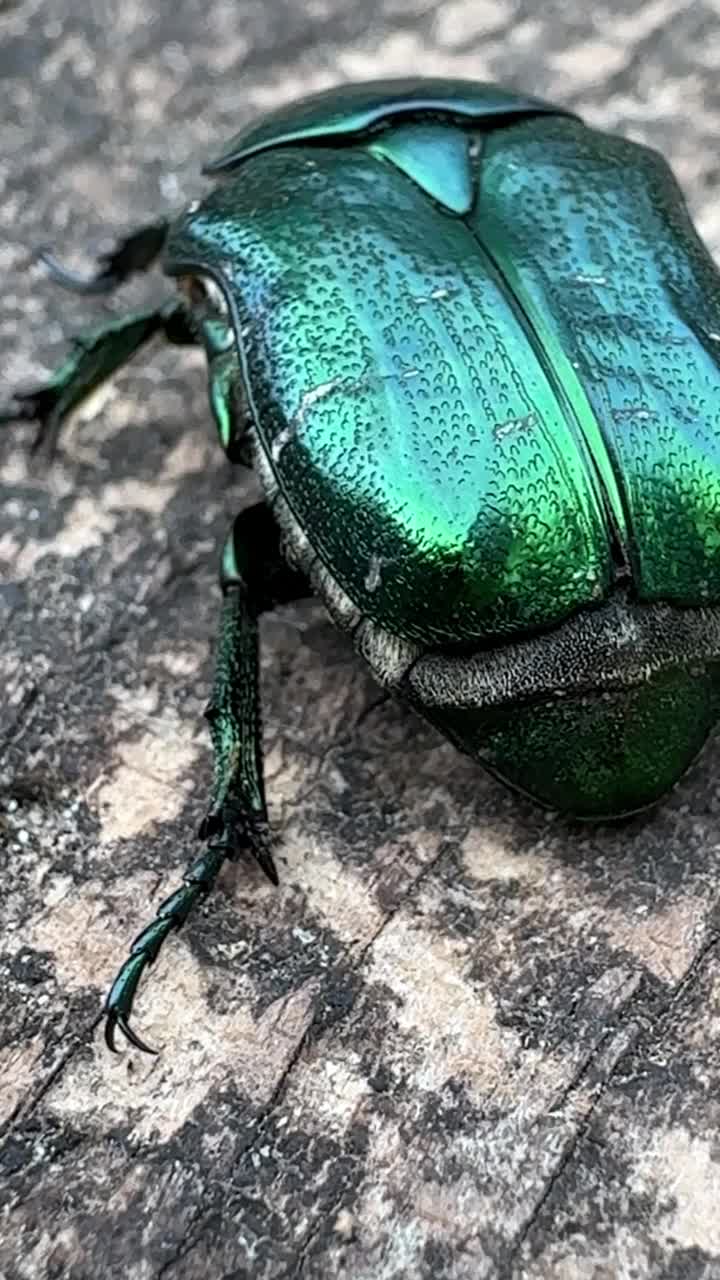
[407,592,720,816]
[432,665,720,818]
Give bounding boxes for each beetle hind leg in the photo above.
[104,845,228,1054]
[104,503,310,1053]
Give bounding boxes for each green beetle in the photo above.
[4,78,720,1052]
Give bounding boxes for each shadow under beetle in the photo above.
[4,79,720,1053]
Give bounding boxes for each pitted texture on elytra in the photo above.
[171,114,720,647]
[476,116,720,603]
[169,143,613,646]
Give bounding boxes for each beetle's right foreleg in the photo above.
[0,300,196,455]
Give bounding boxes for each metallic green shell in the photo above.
[171,110,720,640]
[164,83,720,815]
[169,136,619,646]
[204,77,573,173]
[474,116,720,609]
[407,595,720,817]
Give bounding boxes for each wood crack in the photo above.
[498,928,720,1275]
[154,835,457,1278]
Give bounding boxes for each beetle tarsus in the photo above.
[38,219,169,296]
[0,388,68,457]
[102,841,249,1052]
[105,1009,158,1056]
[198,804,280,886]
[101,509,305,1053]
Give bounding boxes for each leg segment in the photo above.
[206,332,253,464]
[104,503,310,1053]
[39,219,169,295]
[186,298,253,465]
[0,300,195,454]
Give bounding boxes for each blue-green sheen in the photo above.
[172,141,615,645]
[204,77,574,172]
[176,110,720,644]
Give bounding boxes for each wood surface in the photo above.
[2,1,720,1276]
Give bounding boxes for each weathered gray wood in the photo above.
[2,1,720,1276]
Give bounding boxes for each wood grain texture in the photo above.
[2,1,720,1276]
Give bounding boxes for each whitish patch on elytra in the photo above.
[364,554,383,593]
[412,285,458,305]
[493,411,536,440]
[272,377,346,463]
[612,404,656,422]
[270,423,296,464]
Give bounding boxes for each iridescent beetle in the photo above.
[4,79,720,1051]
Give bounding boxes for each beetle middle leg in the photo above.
[104,502,310,1054]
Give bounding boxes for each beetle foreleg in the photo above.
[39,219,169,295]
[207,346,253,464]
[0,300,196,455]
[192,312,253,463]
[104,503,310,1053]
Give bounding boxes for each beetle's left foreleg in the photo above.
[0,300,195,455]
[104,502,310,1054]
